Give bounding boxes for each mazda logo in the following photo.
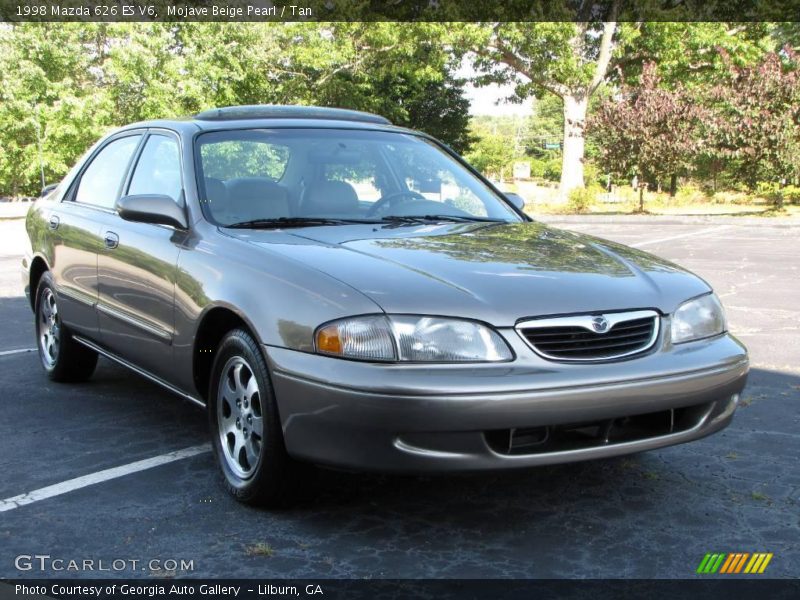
[591,316,610,333]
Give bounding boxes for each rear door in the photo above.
[52,133,143,338]
[95,130,187,380]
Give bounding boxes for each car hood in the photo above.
[227,221,710,326]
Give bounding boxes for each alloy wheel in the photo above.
[216,356,264,479]
[38,287,60,368]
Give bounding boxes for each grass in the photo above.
[245,543,275,557]
[751,491,771,503]
[513,182,800,217]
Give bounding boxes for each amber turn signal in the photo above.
[315,325,342,355]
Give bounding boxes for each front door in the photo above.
[96,132,186,381]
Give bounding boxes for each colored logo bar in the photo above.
[697,552,773,574]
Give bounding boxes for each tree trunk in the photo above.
[669,174,677,197]
[638,183,645,212]
[559,94,588,199]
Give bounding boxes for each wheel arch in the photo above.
[192,304,264,403]
[28,255,50,311]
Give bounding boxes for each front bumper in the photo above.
[267,331,748,472]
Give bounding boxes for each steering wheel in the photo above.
[366,190,427,217]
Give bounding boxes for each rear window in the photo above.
[200,139,289,181]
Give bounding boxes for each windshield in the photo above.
[195,128,522,227]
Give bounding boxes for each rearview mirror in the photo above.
[505,192,526,211]
[117,194,188,230]
[416,178,442,194]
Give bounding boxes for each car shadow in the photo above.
[279,365,798,523]
[0,295,34,349]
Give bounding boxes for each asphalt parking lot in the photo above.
[0,215,798,579]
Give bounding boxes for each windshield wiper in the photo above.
[224,217,379,229]
[379,215,508,224]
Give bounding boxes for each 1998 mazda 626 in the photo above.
[24,105,749,505]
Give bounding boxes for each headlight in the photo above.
[315,315,513,362]
[671,294,726,344]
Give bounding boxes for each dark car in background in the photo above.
[23,106,748,506]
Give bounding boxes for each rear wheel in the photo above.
[208,328,301,506]
[35,272,98,382]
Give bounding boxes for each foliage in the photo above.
[674,183,711,205]
[458,21,788,197]
[0,22,471,196]
[567,187,597,213]
[0,24,111,196]
[463,129,514,180]
[758,182,800,205]
[612,22,774,88]
[200,141,290,181]
[458,18,621,194]
[704,48,800,206]
[526,93,564,145]
[588,62,708,200]
[4,20,800,206]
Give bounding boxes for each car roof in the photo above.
[196,105,391,124]
[115,105,421,137]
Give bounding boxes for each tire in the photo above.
[35,272,98,382]
[208,328,301,506]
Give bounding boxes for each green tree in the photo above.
[0,22,474,196]
[461,5,621,197]
[459,19,778,199]
[706,48,800,206]
[464,128,514,180]
[0,24,111,196]
[590,62,707,209]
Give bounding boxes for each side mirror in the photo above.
[505,192,526,211]
[117,194,188,230]
[40,183,58,198]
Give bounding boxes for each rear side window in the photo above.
[128,135,182,202]
[75,135,141,209]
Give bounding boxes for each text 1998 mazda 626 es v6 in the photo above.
[23,105,749,506]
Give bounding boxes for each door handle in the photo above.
[104,231,119,249]
[48,215,60,230]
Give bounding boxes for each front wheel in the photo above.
[35,272,98,382]
[208,328,301,506]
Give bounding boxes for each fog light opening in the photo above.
[503,427,550,454]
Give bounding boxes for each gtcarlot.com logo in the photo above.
[696,552,773,574]
[15,554,195,573]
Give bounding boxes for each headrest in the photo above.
[225,177,290,221]
[303,180,359,216]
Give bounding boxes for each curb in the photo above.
[0,203,31,220]
[532,214,800,227]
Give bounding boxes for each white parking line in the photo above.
[0,444,211,513]
[0,347,35,357]
[629,226,732,248]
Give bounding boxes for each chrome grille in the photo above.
[516,310,660,361]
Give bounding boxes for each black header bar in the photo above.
[2,0,800,23]
[2,579,800,600]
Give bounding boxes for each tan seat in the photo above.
[223,178,291,224]
[301,180,359,217]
